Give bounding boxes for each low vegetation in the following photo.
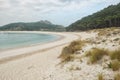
[110,50,120,61]
[68,65,81,71]
[109,49,120,71]
[109,60,120,71]
[86,48,120,71]
[114,73,120,80]
[85,48,108,63]
[59,40,86,62]
[59,27,120,80]
[98,29,109,36]
[98,73,104,80]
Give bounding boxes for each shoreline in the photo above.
[0,31,65,52]
[1,28,119,80]
[0,31,80,64]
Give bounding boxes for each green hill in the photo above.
[66,3,120,31]
[0,20,65,32]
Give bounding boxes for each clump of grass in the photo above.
[69,65,81,71]
[98,29,108,36]
[59,40,86,61]
[103,49,120,71]
[60,46,72,60]
[109,60,120,71]
[85,48,108,64]
[68,40,86,53]
[114,73,120,80]
[98,73,104,80]
[97,27,118,37]
[114,38,120,41]
[62,54,75,62]
[110,49,120,61]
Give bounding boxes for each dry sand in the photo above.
[1,29,119,80]
[0,31,80,80]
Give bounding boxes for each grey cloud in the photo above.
[8,0,20,6]
[0,1,10,10]
[59,0,80,3]
[59,0,73,2]
[0,0,120,26]
[25,1,65,8]
[0,0,4,4]
[22,0,66,13]
[0,0,66,13]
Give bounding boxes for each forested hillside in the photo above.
[0,20,65,32]
[66,3,120,31]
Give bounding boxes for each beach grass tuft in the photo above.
[98,73,104,80]
[114,73,120,80]
[110,49,120,61]
[59,40,86,61]
[109,60,120,71]
[85,48,108,64]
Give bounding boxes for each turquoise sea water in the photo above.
[0,33,59,50]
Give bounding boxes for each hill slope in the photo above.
[0,20,65,31]
[66,3,120,31]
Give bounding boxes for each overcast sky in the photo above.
[0,0,120,26]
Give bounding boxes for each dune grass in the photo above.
[97,27,119,37]
[68,65,81,71]
[85,48,108,64]
[86,48,120,70]
[98,73,104,80]
[109,49,120,71]
[109,60,120,71]
[114,73,120,80]
[98,30,108,36]
[110,49,120,61]
[59,40,86,62]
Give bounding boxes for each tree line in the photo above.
[66,3,120,31]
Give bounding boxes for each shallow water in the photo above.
[0,33,59,50]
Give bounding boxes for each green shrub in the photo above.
[114,73,120,80]
[86,48,108,63]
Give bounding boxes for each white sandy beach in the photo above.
[0,31,80,80]
[0,28,119,80]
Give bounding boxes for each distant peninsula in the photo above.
[0,20,65,32]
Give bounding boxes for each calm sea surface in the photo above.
[0,33,59,50]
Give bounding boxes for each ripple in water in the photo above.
[0,33,59,50]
